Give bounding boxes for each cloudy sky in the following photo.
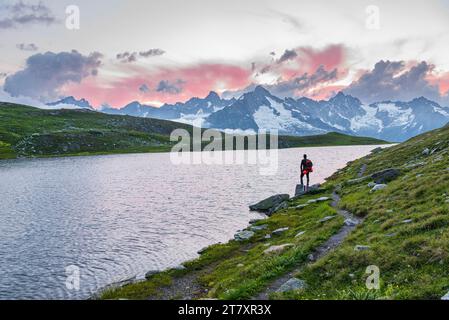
[1,0,449,108]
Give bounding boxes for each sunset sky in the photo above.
[1,0,449,108]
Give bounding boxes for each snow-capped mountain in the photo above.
[51,87,449,142]
[101,91,236,125]
[47,96,94,110]
[205,87,449,141]
[206,86,336,135]
[101,101,158,117]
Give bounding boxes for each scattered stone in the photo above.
[441,291,449,300]
[308,197,331,204]
[385,233,397,238]
[422,148,430,156]
[405,162,425,169]
[346,176,371,185]
[371,184,387,192]
[386,209,394,213]
[263,243,271,247]
[371,168,400,184]
[249,194,290,213]
[250,224,268,232]
[197,247,208,255]
[368,182,377,188]
[234,230,255,241]
[272,227,289,236]
[349,273,355,279]
[295,204,309,210]
[276,278,307,293]
[263,244,294,255]
[307,254,315,261]
[354,245,371,251]
[173,265,186,271]
[295,231,306,238]
[264,234,272,240]
[237,264,244,268]
[402,219,413,224]
[319,215,336,223]
[344,219,358,227]
[145,270,159,279]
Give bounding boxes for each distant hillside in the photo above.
[0,102,388,160]
[55,86,449,142]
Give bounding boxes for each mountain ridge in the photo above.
[48,87,449,142]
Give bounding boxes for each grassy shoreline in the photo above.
[99,123,449,300]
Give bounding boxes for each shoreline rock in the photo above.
[234,230,255,241]
[249,194,290,216]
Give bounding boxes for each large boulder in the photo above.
[371,168,400,184]
[276,278,307,293]
[269,201,289,215]
[249,194,290,213]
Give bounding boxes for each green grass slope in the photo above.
[100,123,449,300]
[0,102,388,160]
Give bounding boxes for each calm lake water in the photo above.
[0,145,385,299]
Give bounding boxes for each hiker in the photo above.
[300,154,313,191]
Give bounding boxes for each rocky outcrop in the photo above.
[347,168,400,186]
[371,168,400,184]
[234,230,255,241]
[249,194,290,216]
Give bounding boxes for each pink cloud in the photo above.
[64,63,252,107]
[427,72,449,96]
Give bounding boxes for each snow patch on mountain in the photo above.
[377,103,414,127]
[253,98,322,133]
